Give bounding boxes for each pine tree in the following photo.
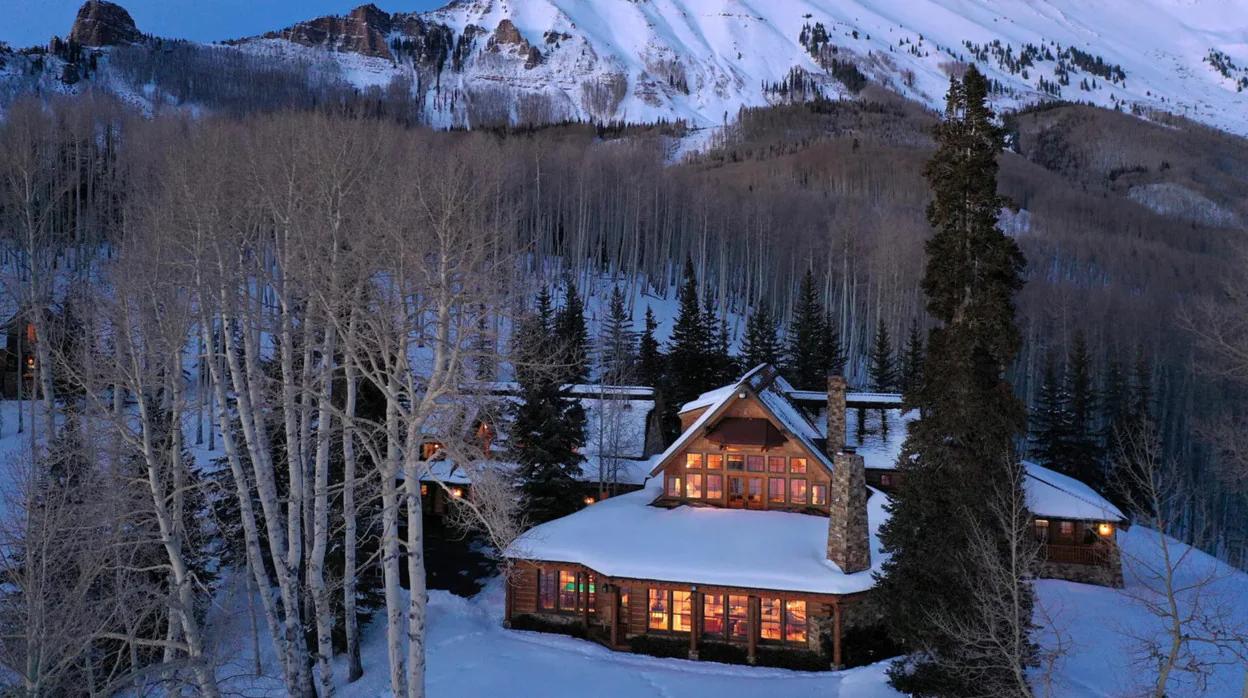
[554,278,589,384]
[900,319,925,397]
[1064,330,1102,489]
[598,285,637,382]
[876,65,1035,696]
[637,305,665,390]
[510,295,587,523]
[1029,353,1070,473]
[667,258,712,407]
[821,310,846,377]
[787,268,827,390]
[741,305,783,368]
[868,317,896,392]
[703,292,736,386]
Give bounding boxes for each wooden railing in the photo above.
[1041,543,1109,566]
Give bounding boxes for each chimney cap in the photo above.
[841,445,857,455]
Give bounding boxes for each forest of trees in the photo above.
[0,67,1246,695]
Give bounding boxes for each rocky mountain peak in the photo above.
[265,3,396,60]
[67,0,142,47]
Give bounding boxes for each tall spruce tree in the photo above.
[637,305,665,389]
[554,278,590,383]
[787,269,827,390]
[1029,353,1071,473]
[598,285,638,382]
[511,289,587,523]
[1065,330,1102,489]
[741,305,783,368]
[876,65,1035,696]
[822,310,846,377]
[900,319,926,398]
[703,293,736,385]
[868,317,897,392]
[668,258,713,407]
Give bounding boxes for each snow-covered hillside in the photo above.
[227,0,1248,134]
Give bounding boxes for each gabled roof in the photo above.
[1024,461,1127,523]
[648,364,835,478]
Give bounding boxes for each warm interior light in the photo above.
[450,488,463,498]
[583,496,596,506]
[1098,523,1113,537]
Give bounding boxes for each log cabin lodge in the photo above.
[501,364,1127,669]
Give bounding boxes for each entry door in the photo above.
[746,477,764,510]
[728,476,745,508]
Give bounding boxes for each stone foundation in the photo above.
[1040,559,1123,588]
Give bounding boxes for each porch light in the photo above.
[584,496,596,506]
[1098,523,1113,537]
[451,488,463,498]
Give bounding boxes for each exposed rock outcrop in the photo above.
[266,3,395,60]
[68,1,142,47]
[487,19,542,70]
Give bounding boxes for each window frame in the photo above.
[707,453,724,470]
[768,456,787,473]
[790,478,808,505]
[746,455,766,472]
[768,477,786,504]
[686,472,704,499]
[666,476,682,498]
[727,454,745,471]
[811,483,828,506]
[686,453,704,469]
[706,473,724,501]
[648,588,693,634]
[759,596,808,646]
[790,457,807,475]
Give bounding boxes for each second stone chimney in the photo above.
[826,373,871,574]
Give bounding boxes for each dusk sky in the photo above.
[0,0,448,48]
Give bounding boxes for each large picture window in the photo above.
[686,473,703,499]
[649,589,693,633]
[558,570,578,611]
[673,591,693,633]
[707,474,724,501]
[790,479,807,505]
[648,589,668,630]
[761,597,782,640]
[768,477,785,503]
[703,594,725,636]
[701,594,749,639]
[728,595,749,638]
[784,600,808,643]
[539,569,594,615]
[761,597,808,645]
[539,569,556,611]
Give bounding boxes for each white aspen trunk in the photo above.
[404,426,428,698]
[309,320,337,698]
[343,312,364,682]
[382,384,408,698]
[246,554,262,677]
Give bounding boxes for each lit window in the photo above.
[769,456,786,473]
[583,496,596,506]
[760,597,782,641]
[880,473,892,486]
[25,324,35,342]
[648,589,669,631]
[666,477,682,498]
[790,478,807,505]
[1060,521,1074,536]
[583,574,596,613]
[707,454,723,470]
[686,473,703,499]
[727,595,749,638]
[769,477,785,503]
[421,442,443,460]
[539,569,556,610]
[686,453,703,469]
[450,488,463,498]
[559,571,578,611]
[706,474,723,500]
[785,600,807,643]
[420,484,428,496]
[727,455,745,471]
[703,594,725,636]
[790,457,807,475]
[673,591,693,633]
[747,478,763,505]
[1035,519,1050,542]
[747,455,765,472]
[812,484,828,506]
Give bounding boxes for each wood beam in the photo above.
[581,572,591,630]
[832,601,843,670]
[747,596,760,664]
[609,585,621,647]
[689,589,701,659]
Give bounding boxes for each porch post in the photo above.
[832,601,844,670]
[747,596,760,664]
[504,573,515,628]
[609,585,622,647]
[689,589,701,660]
[581,572,591,630]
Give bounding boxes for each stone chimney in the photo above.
[826,374,871,574]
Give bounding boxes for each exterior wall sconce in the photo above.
[1098,523,1113,537]
[451,488,463,498]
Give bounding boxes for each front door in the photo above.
[746,477,764,510]
[728,476,745,508]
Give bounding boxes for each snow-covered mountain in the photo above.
[219,0,1248,133]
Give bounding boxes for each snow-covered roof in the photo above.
[418,454,659,488]
[651,365,835,478]
[785,389,905,407]
[510,479,889,596]
[1024,461,1126,523]
[473,381,655,399]
[582,397,654,460]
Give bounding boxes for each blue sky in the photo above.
[0,0,447,48]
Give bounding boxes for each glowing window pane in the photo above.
[769,477,785,503]
[790,479,808,505]
[706,474,723,500]
[790,457,807,475]
[747,478,763,504]
[666,477,681,498]
[648,589,669,631]
[728,595,749,638]
[746,455,765,472]
[583,574,596,614]
[703,594,725,636]
[812,484,828,506]
[686,473,703,499]
[559,571,578,612]
[768,456,786,473]
[760,597,782,641]
[539,569,556,610]
[707,454,723,470]
[727,455,745,471]
[672,591,693,633]
[1060,521,1074,536]
[785,600,807,644]
[686,453,703,469]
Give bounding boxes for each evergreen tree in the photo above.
[637,305,665,390]
[703,292,736,386]
[1029,353,1071,473]
[821,310,846,377]
[900,319,925,398]
[667,258,713,407]
[510,295,587,523]
[554,278,590,384]
[787,268,827,390]
[868,317,897,392]
[1130,344,1154,431]
[598,285,637,382]
[741,305,783,368]
[876,65,1035,696]
[1100,347,1131,468]
[1064,330,1103,489]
